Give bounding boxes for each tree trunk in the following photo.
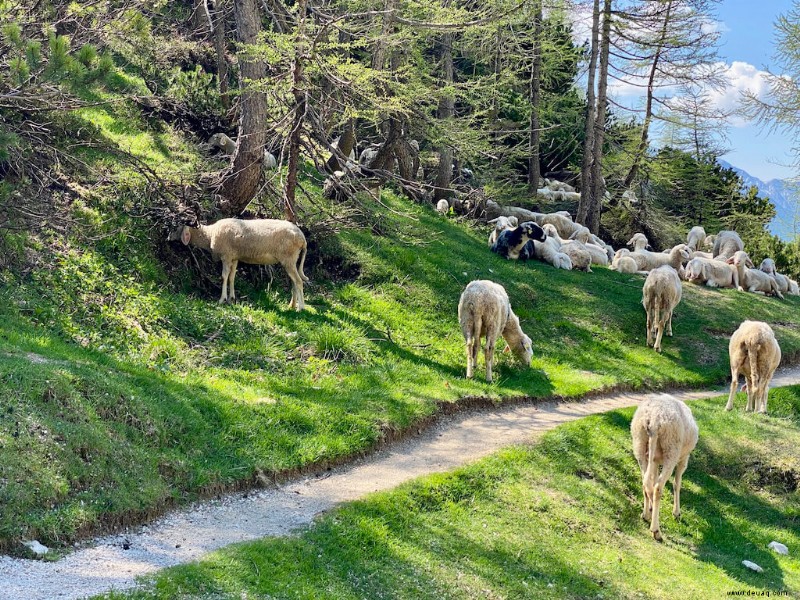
[527,0,543,192]
[191,0,213,36]
[434,32,455,202]
[211,0,229,108]
[587,0,613,234]
[285,0,308,223]
[326,119,355,172]
[577,0,600,225]
[218,0,267,216]
[622,0,673,189]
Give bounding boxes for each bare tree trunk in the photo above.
[587,0,613,234]
[577,0,600,225]
[211,0,229,108]
[434,32,455,202]
[218,0,267,216]
[622,0,673,189]
[527,0,543,192]
[326,119,355,172]
[285,0,308,223]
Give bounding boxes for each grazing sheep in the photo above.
[712,230,744,260]
[630,245,691,274]
[436,199,450,214]
[684,256,739,289]
[642,265,683,352]
[726,321,781,413]
[491,222,547,260]
[208,133,278,169]
[631,395,698,541]
[728,251,784,299]
[703,234,716,252]
[487,216,518,248]
[627,233,649,252]
[532,235,573,270]
[686,226,706,251]
[458,280,532,382]
[171,218,309,310]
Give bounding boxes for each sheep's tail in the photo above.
[645,422,659,487]
[298,242,309,282]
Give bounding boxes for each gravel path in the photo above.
[3,367,800,600]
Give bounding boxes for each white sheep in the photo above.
[172,218,309,310]
[545,178,575,193]
[642,265,683,352]
[703,234,717,251]
[759,258,777,276]
[569,227,611,265]
[759,259,791,295]
[789,278,800,296]
[728,251,784,299]
[725,321,781,413]
[630,245,691,273]
[532,235,573,270]
[543,224,592,272]
[487,216,518,248]
[712,230,744,260]
[436,199,450,214]
[684,256,739,289]
[612,255,639,274]
[631,394,698,541]
[686,226,706,251]
[208,133,278,169]
[458,280,532,382]
[627,233,649,252]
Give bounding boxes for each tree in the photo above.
[527,0,543,191]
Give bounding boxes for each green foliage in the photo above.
[166,66,224,116]
[77,44,98,68]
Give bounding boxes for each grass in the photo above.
[4,66,800,552]
[98,386,800,599]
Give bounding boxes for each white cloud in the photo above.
[701,61,774,126]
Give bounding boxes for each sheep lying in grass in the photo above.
[789,279,800,296]
[208,133,278,169]
[568,228,611,265]
[684,257,739,289]
[759,258,791,295]
[686,226,706,251]
[436,199,450,214]
[630,244,691,274]
[642,265,682,353]
[491,222,546,260]
[726,321,781,413]
[532,234,573,270]
[631,394,698,541]
[728,251,784,299]
[487,216,518,248]
[543,224,592,272]
[712,230,744,260]
[171,218,309,310]
[458,280,532,382]
[610,249,640,274]
[627,233,649,251]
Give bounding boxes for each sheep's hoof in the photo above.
[655,346,662,353]
[641,511,650,522]
[652,530,663,542]
[724,405,733,412]
[673,510,681,520]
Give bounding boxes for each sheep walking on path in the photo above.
[726,321,781,413]
[172,218,309,311]
[458,280,532,382]
[631,394,698,542]
[642,265,683,353]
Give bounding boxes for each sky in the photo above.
[599,0,798,182]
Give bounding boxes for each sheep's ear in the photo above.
[488,218,500,225]
[503,344,511,354]
[509,217,518,226]
[726,257,734,264]
[181,227,191,245]
[746,258,754,268]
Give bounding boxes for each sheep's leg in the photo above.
[633,442,651,522]
[645,307,654,348]
[653,307,665,353]
[672,455,690,520]
[485,337,496,383]
[228,260,238,302]
[283,262,305,311]
[651,458,678,541]
[219,261,231,303]
[745,373,757,412]
[725,365,740,411]
[666,307,674,337]
[464,335,475,379]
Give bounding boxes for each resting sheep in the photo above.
[171,218,309,310]
[543,224,592,272]
[208,133,278,169]
[458,280,532,382]
[759,258,791,295]
[726,321,781,413]
[631,395,698,541]
[642,265,682,353]
[712,230,744,260]
[487,216,518,248]
[684,257,739,289]
[627,233,649,252]
[728,251,784,299]
[532,235,573,270]
[629,244,691,274]
[491,222,546,260]
[686,226,706,251]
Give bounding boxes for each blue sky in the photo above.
[716,0,797,181]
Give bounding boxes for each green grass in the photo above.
[98,387,800,599]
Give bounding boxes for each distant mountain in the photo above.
[718,159,798,240]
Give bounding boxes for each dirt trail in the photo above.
[3,367,800,600]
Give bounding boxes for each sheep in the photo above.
[491,222,547,260]
[458,280,532,382]
[728,251,784,299]
[359,144,380,167]
[703,234,717,251]
[630,394,698,541]
[208,133,278,169]
[684,256,739,289]
[725,321,781,413]
[642,265,683,353]
[629,244,691,274]
[543,224,592,272]
[487,216,518,248]
[712,230,744,260]
[627,233,649,252]
[436,199,450,214]
[689,250,713,260]
[532,235,573,270]
[569,227,612,265]
[686,226,706,251]
[759,258,777,276]
[171,218,309,310]
[612,255,639,274]
[545,178,575,193]
[789,278,800,296]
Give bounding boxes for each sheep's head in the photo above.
[542,223,558,238]
[569,227,591,244]
[703,234,716,251]
[521,221,546,243]
[729,250,754,268]
[167,225,193,245]
[672,244,691,263]
[685,259,703,281]
[759,258,777,275]
[627,233,648,251]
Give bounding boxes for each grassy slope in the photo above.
[3,83,800,550]
[101,387,800,599]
